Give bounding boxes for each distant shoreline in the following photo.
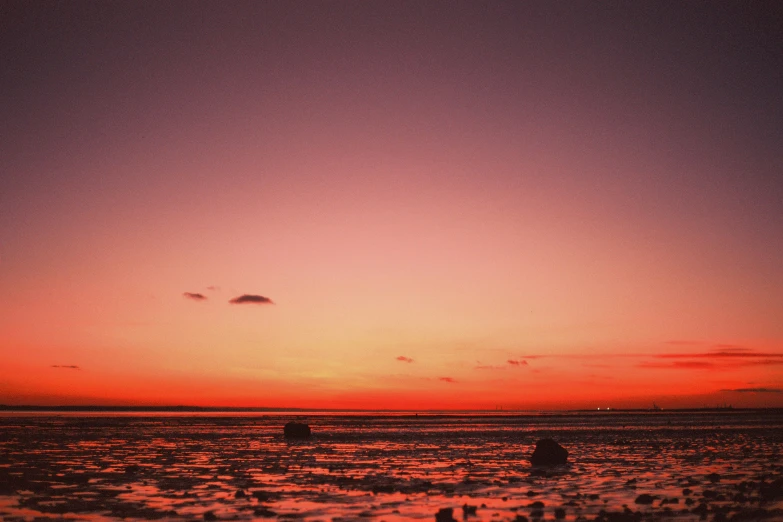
[1,405,781,414]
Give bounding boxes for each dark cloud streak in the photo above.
[183,292,207,301]
[229,294,274,305]
[638,361,716,370]
[721,387,782,393]
[656,351,783,359]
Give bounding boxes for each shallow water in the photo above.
[1,411,782,521]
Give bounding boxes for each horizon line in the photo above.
[1,404,779,413]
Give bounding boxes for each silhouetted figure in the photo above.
[530,438,568,466]
[283,421,311,439]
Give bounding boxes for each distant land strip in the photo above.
[1,405,782,414]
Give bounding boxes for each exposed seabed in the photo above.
[1,411,781,521]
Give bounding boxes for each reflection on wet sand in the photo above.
[0,412,781,520]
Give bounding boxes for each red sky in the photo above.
[2,2,782,409]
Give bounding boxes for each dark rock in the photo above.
[204,511,217,521]
[529,501,545,509]
[707,473,721,483]
[253,507,277,517]
[125,464,141,474]
[435,507,457,522]
[530,439,568,466]
[283,421,311,439]
[555,508,566,519]
[761,478,783,500]
[515,516,529,522]
[462,503,478,516]
[683,488,693,496]
[234,490,246,499]
[252,490,271,501]
[635,494,656,505]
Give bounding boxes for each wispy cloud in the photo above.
[396,356,414,363]
[439,377,456,383]
[639,361,715,370]
[51,365,80,370]
[712,344,751,352]
[720,387,782,393]
[664,341,757,353]
[475,365,505,370]
[508,359,528,366]
[183,292,207,301]
[745,359,783,366]
[656,351,783,359]
[640,348,783,371]
[229,294,274,305]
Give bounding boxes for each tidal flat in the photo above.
[1,411,781,521]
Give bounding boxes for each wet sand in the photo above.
[1,411,781,521]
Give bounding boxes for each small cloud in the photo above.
[439,377,456,383]
[508,359,528,366]
[475,365,505,370]
[720,387,782,393]
[396,356,414,363]
[183,292,207,301]
[52,365,80,370]
[207,286,220,291]
[229,294,274,305]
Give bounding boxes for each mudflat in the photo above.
[1,411,781,521]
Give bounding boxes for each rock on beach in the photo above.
[283,421,311,439]
[435,507,457,522]
[530,439,568,466]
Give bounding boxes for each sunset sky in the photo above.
[2,1,782,409]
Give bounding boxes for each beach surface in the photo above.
[1,411,782,521]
